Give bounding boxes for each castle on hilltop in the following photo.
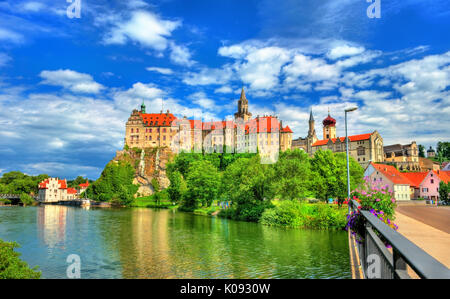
[124,88,293,154]
[292,109,384,168]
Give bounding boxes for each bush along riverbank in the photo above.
[0,239,41,279]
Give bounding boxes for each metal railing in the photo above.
[349,200,450,279]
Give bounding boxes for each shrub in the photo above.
[260,200,347,229]
[20,194,35,206]
[0,239,41,279]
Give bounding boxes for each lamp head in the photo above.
[345,107,358,112]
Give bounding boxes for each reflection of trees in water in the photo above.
[37,205,68,248]
[260,226,351,278]
[98,208,173,278]
[98,208,351,279]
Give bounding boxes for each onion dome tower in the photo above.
[322,108,336,139]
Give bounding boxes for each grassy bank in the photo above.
[130,195,176,209]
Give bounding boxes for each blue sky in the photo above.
[0,0,449,179]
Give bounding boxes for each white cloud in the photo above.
[169,42,195,66]
[183,65,234,86]
[283,54,340,84]
[0,53,11,67]
[39,69,105,94]
[102,10,181,51]
[327,44,365,60]
[188,92,217,111]
[214,85,233,94]
[0,28,24,44]
[22,1,46,12]
[146,67,174,75]
[237,47,291,90]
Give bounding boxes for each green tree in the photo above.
[182,160,221,210]
[439,181,449,203]
[86,161,138,206]
[68,176,89,189]
[273,149,314,200]
[20,194,34,206]
[221,155,275,221]
[311,150,364,204]
[418,144,425,158]
[0,239,41,279]
[167,170,187,203]
[0,172,49,195]
[437,142,450,160]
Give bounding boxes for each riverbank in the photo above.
[130,196,348,230]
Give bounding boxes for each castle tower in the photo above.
[307,109,317,140]
[140,100,146,114]
[234,87,252,121]
[307,109,318,153]
[322,109,336,140]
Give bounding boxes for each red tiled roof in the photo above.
[281,125,293,133]
[79,180,89,188]
[140,113,177,127]
[172,116,292,135]
[436,170,450,183]
[401,172,428,188]
[38,179,67,189]
[371,163,412,185]
[67,188,77,194]
[312,133,373,146]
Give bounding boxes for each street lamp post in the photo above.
[345,107,358,211]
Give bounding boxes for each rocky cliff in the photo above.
[113,147,174,197]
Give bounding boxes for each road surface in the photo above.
[396,205,450,234]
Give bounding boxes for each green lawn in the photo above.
[130,195,176,208]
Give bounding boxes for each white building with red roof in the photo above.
[364,162,412,201]
[38,178,70,203]
[78,180,89,194]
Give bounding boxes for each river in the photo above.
[0,205,351,279]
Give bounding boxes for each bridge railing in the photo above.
[349,199,450,279]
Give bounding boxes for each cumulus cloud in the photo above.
[102,10,181,51]
[39,69,105,94]
[188,92,217,111]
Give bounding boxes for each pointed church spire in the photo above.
[309,109,314,122]
[140,100,146,114]
[240,87,247,101]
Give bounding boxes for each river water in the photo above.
[0,205,351,279]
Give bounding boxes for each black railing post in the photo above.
[393,249,409,279]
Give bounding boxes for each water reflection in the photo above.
[37,205,67,248]
[0,206,351,279]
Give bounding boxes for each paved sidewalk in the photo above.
[395,211,450,269]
